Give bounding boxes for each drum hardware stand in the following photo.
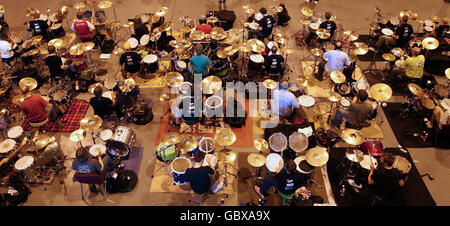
[364,48,378,76]
[219,160,238,188]
[149,145,173,177]
[309,167,323,189]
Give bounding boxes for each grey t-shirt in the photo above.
[347,101,372,127]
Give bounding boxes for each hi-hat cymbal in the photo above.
[301,6,314,17]
[422,37,439,50]
[421,97,435,110]
[341,128,364,145]
[239,42,253,52]
[247,38,265,53]
[330,71,346,84]
[305,147,328,167]
[310,48,324,57]
[214,128,236,146]
[351,42,369,55]
[216,49,228,59]
[316,28,331,39]
[88,83,103,93]
[207,16,219,23]
[382,53,396,62]
[254,137,269,152]
[98,1,112,9]
[211,27,227,40]
[345,149,364,162]
[19,77,38,91]
[80,115,102,131]
[176,134,198,154]
[48,38,65,49]
[154,7,168,17]
[445,68,450,80]
[160,22,173,32]
[369,83,392,102]
[248,153,266,167]
[165,72,184,88]
[407,83,423,96]
[190,30,205,41]
[289,132,309,153]
[161,132,181,146]
[242,5,254,14]
[201,76,222,94]
[35,133,55,150]
[300,19,312,25]
[21,49,40,57]
[342,30,359,42]
[262,79,278,90]
[327,92,342,102]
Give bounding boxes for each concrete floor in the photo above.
[0,0,449,206]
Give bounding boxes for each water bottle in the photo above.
[220,198,224,206]
[340,184,345,197]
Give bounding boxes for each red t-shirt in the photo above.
[20,95,48,123]
[196,24,212,34]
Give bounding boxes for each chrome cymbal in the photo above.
[176,134,198,154]
[341,128,364,145]
[214,128,236,146]
[254,137,269,152]
[80,115,102,131]
[35,133,55,150]
[247,39,265,53]
[305,147,329,167]
[369,83,392,102]
[248,153,266,167]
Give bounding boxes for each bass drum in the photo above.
[111,126,135,149]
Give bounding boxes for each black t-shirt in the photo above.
[319,20,337,37]
[259,15,275,36]
[90,96,113,119]
[29,20,48,36]
[395,24,413,41]
[184,166,214,194]
[371,167,403,198]
[178,96,201,122]
[436,25,449,38]
[120,51,142,73]
[134,24,149,42]
[45,55,64,77]
[276,168,306,195]
[265,54,284,74]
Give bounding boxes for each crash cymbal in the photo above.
[19,77,37,91]
[160,22,173,32]
[35,133,55,150]
[345,149,364,162]
[407,83,423,96]
[48,38,64,49]
[154,7,168,17]
[12,95,24,105]
[218,149,237,163]
[330,71,346,84]
[242,5,254,14]
[80,115,102,131]
[123,21,134,28]
[214,128,236,147]
[421,97,435,110]
[73,2,86,10]
[113,46,125,55]
[327,92,342,102]
[300,19,312,25]
[239,42,252,52]
[223,44,239,56]
[254,137,269,152]
[382,53,396,62]
[81,42,95,52]
[21,49,40,57]
[211,27,227,40]
[247,38,265,53]
[381,28,393,36]
[445,68,450,80]
[120,78,136,92]
[88,83,103,93]
[341,128,364,145]
[391,47,404,58]
[161,132,181,146]
[342,30,359,42]
[165,72,184,88]
[247,153,266,167]
[435,85,449,98]
[207,16,219,23]
[350,42,369,55]
[177,134,199,154]
[422,37,439,50]
[305,147,328,167]
[216,49,228,59]
[149,30,162,42]
[22,35,43,49]
[310,48,324,57]
[301,6,314,17]
[369,83,392,102]
[262,79,278,90]
[201,76,222,94]
[289,132,308,153]
[98,1,112,9]
[316,28,331,39]
[69,43,84,55]
[190,30,205,41]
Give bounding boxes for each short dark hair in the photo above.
[271,46,278,54]
[93,86,103,97]
[325,12,332,20]
[76,147,90,162]
[21,86,30,95]
[76,12,83,19]
[194,151,205,163]
[199,16,206,24]
[401,15,409,23]
[335,41,342,50]
[48,45,56,54]
[134,16,142,25]
[194,44,203,55]
[382,152,395,167]
[286,159,297,174]
[260,8,267,14]
[357,90,368,102]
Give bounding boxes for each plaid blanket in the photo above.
[22,99,90,132]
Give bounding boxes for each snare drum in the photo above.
[7,126,24,141]
[175,60,187,72]
[140,34,150,46]
[171,157,192,185]
[89,144,107,156]
[39,84,52,96]
[309,23,319,33]
[298,95,315,108]
[358,138,384,157]
[112,126,135,148]
[338,97,351,111]
[104,77,117,90]
[393,155,411,175]
[143,54,159,74]
[352,80,370,95]
[100,129,113,142]
[15,156,36,182]
[335,82,351,96]
[178,82,192,95]
[265,153,283,174]
[199,137,215,154]
[248,54,264,71]
[156,142,179,162]
[359,155,378,176]
[102,91,113,100]
[0,139,16,154]
[203,96,223,118]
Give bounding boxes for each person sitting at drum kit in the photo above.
[19,86,49,128]
[71,12,95,42]
[44,45,69,82]
[345,90,373,130]
[184,151,217,196]
[429,98,450,129]
[264,46,285,78]
[28,12,49,40]
[119,40,142,76]
[316,41,350,81]
[365,152,405,205]
[196,16,212,35]
[271,79,299,122]
[0,33,15,67]
[255,159,306,205]
[257,8,276,40]
[393,16,414,49]
[90,86,119,120]
[397,47,425,83]
[133,16,149,42]
[189,45,212,77]
[305,12,336,45]
[276,4,290,27]
[435,18,449,39]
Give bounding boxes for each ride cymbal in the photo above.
[80,115,102,131]
[301,6,314,17]
[369,83,392,102]
[248,153,266,167]
[247,38,265,53]
[330,71,346,84]
[262,79,278,90]
[350,42,369,55]
[327,92,342,102]
[211,27,227,40]
[161,132,181,146]
[190,30,205,41]
[305,147,328,167]
[98,1,112,9]
[341,128,364,145]
[316,28,331,39]
[218,149,236,163]
[254,138,269,152]
[342,30,359,42]
[214,128,236,146]
[407,83,423,96]
[382,53,396,62]
[422,37,439,50]
[201,76,222,94]
[35,134,55,150]
[165,72,184,88]
[19,77,38,91]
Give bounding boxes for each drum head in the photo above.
[310,23,319,30]
[199,137,215,153]
[106,140,130,159]
[171,157,192,174]
[104,78,117,89]
[100,129,113,141]
[8,126,23,139]
[40,85,51,95]
[298,160,314,174]
[268,132,287,152]
[89,144,106,156]
[250,54,264,63]
[140,34,150,46]
[298,95,315,107]
[15,156,34,170]
[289,132,309,152]
[102,91,113,100]
[340,98,351,107]
[53,91,66,101]
[205,96,223,110]
[127,38,139,49]
[393,156,411,174]
[355,80,369,91]
[294,156,305,172]
[360,155,377,170]
[265,153,283,172]
[176,60,187,68]
[0,139,16,153]
[144,54,158,63]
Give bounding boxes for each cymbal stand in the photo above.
[149,145,173,177]
[364,48,378,76]
[309,167,323,189]
[219,160,238,188]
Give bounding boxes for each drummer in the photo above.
[276,3,291,27]
[317,41,350,81]
[0,11,9,35]
[184,151,217,195]
[28,12,49,40]
[189,45,212,77]
[271,79,299,122]
[305,12,336,45]
[254,159,307,205]
[119,40,142,76]
[398,47,425,83]
[345,90,374,130]
[44,45,69,82]
[435,18,449,39]
[257,8,276,40]
[196,16,212,35]
[71,12,95,42]
[393,16,414,49]
[132,16,149,41]
[19,86,49,128]
[0,32,15,66]
[90,86,123,120]
[429,98,450,130]
[264,46,285,77]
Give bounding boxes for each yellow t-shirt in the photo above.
[402,55,425,79]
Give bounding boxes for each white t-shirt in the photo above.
[0,40,13,59]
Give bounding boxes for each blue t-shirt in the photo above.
[272,89,299,117]
[190,55,211,76]
[324,50,350,74]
